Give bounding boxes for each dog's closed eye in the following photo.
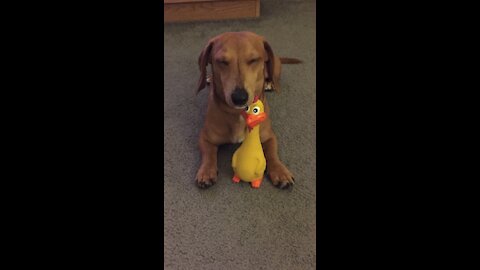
[248,58,260,65]
[217,59,229,66]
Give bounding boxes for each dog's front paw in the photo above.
[195,165,218,189]
[267,162,295,189]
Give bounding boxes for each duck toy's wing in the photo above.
[254,156,266,178]
[232,150,238,170]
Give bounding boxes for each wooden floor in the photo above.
[164,0,260,23]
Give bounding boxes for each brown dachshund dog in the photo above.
[195,31,302,189]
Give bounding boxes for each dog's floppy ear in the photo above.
[263,40,280,93]
[196,40,214,94]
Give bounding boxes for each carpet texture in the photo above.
[164,1,316,269]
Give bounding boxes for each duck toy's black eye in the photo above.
[245,106,249,112]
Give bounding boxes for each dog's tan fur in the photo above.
[195,31,300,189]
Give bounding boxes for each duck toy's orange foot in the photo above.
[251,179,262,189]
[232,175,241,183]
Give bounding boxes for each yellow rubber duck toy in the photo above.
[232,96,267,189]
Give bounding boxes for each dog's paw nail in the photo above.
[197,179,212,189]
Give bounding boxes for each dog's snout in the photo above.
[231,88,249,106]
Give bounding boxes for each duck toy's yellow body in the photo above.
[232,97,267,189]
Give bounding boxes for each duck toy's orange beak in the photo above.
[241,111,267,132]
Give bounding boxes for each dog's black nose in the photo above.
[231,88,248,106]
